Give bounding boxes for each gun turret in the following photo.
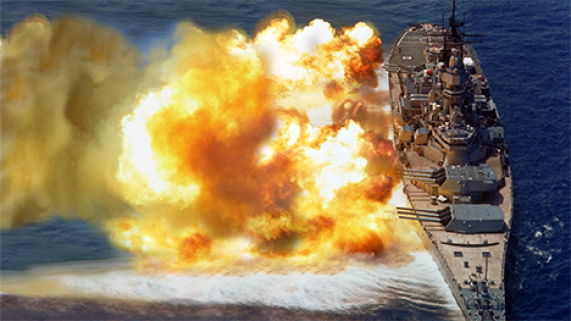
[395,205,504,234]
[401,165,498,201]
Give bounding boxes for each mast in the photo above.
[449,0,464,40]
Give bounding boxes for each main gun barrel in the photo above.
[397,211,442,218]
[403,176,437,183]
[402,169,434,173]
[398,216,442,223]
[401,172,434,178]
[396,206,442,213]
[396,206,452,225]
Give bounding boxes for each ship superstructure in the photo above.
[384,1,513,320]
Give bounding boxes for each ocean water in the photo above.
[1,1,570,320]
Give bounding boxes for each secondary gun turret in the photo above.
[397,204,504,234]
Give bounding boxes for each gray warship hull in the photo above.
[384,13,514,321]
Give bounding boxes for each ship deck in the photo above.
[386,22,514,321]
[387,22,483,73]
[403,150,513,292]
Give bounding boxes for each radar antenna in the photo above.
[446,0,483,44]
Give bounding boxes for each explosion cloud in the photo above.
[1,15,143,227]
[1,13,419,271]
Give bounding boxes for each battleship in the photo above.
[383,1,513,320]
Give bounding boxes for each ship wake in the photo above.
[1,252,462,320]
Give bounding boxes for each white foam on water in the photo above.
[17,252,455,313]
[0,251,461,316]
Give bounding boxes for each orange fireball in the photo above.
[104,14,414,270]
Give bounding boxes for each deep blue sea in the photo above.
[1,1,570,320]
